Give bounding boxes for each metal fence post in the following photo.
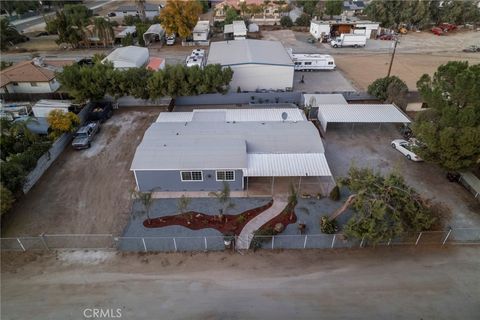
[17,238,26,252]
[303,235,308,249]
[331,234,336,248]
[415,232,423,246]
[271,236,275,249]
[40,233,49,250]
[204,237,208,251]
[173,237,177,252]
[442,229,452,246]
[359,235,365,248]
[142,238,147,252]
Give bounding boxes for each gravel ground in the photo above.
[120,197,271,251]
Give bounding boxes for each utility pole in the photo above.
[387,38,398,78]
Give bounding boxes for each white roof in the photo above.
[193,20,210,33]
[33,99,72,108]
[144,23,164,36]
[224,24,234,34]
[156,108,306,123]
[116,26,136,38]
[317,104,410,131]
[102,46,149,69]
[244,153,332,177]
[207,40,294,67]
[304,94,347,106]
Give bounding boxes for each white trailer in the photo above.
[290,53,336,71]
[330,34,367,48]
[32,100,74,118]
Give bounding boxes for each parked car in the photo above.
[378,34,396,41]
[72,122,100,150]
[431,27,443,36]
[440,23,457,32]
[166,34,176,45]
[88,101,113,123]
[462,45,480,52]
[107,12,116,17]
[391,139,423,161]
[35,31,49,37]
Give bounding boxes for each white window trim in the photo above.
[180,170,203,182]
[216,170,235,182]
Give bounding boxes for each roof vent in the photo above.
[32,57,45,67]
[176,132,179,135]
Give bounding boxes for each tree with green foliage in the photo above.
[135,22,151,46]
[297,0,319,17]
[412,61,480,171]
[1,1,40,16]
[209,181,234,219]
[1,61,13,70]
[46,4,93,48]
[325,0,343,19]
[332,166,436,244]
[93,17,114,47]
[224,7,240,24]
[295,13,311,26]
[56,62,114,101]
[197,0,209,13]
[121,33,134,46]
[368,76,409,110]
[0,19,24,51]
[160,0,202,39]
[280,15,293,27]
[0,184,15,216]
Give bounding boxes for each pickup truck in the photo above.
[88,101,113,123]
[72,122,100,150]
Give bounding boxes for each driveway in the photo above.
[293,70,358,92]
[1,108,159,237]
[323,124,480,228]
[2,247,479,319]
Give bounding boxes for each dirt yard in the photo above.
[2,247,480,319]
[334,52,480,90]
[1,108,159,237]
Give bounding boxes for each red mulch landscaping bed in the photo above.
[143,200,273,235]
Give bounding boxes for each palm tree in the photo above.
[132,190,154,223]
[209,181,234,221]
[93,18,114,48]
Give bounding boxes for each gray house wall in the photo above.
[134,169,244,192]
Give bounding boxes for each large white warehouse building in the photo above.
[206,40,294,92]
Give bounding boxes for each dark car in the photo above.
[35,32,49,37]
[88,101,113,123]
[107,12,116,17]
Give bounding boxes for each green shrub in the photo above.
[367,76,408,109]
[329,185,340,201]
[0,161,26,193]
[0,184,15,216]
[295,13,311,26]
[320,216,338,234]
[280,16,293,28]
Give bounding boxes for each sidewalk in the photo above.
[237,198,288,249]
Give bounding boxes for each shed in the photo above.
[143,24,164,46]
[193,20,210,42]
[207,40,294,92]
[102,46,149,69]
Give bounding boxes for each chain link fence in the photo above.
[1,229,479,252]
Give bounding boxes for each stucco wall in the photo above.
[134,169,244,192]
[310,23,330,39]
[229,64,294,92]
[5,81,55,93]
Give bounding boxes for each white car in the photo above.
[391,139,423,161]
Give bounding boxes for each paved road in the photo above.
[2,247,479,319]
[12,0,112,32]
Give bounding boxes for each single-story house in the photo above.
[131,108,334,195]
[114,3,160,19]
[310,19,379,40]
[224,20,247,40]
[206,39,294,92]
[0,58,74,94]
[192,20,210,42]
[143,24,164,46]
[102,46,149,69]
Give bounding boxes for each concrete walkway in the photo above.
[237,198,288,249]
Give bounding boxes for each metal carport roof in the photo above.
[243,153,332,177]
[317,104,410,131]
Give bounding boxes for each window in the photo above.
[30,82,38,87]
[12,82,18,86]
[294,62,301,66]
[181,171,203,181]
[216,170,235,181]
[328,61,334,65]
[305,62,312,65]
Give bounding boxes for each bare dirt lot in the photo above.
[324,124,480,229]
[1,108,159,237]
[2,247,479,319]
[262,29,480,91]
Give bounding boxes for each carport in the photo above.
[317,104,411,132]
[243,153,335,196]
[143,24,165,46]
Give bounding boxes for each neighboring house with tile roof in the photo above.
[0,58,74,94]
